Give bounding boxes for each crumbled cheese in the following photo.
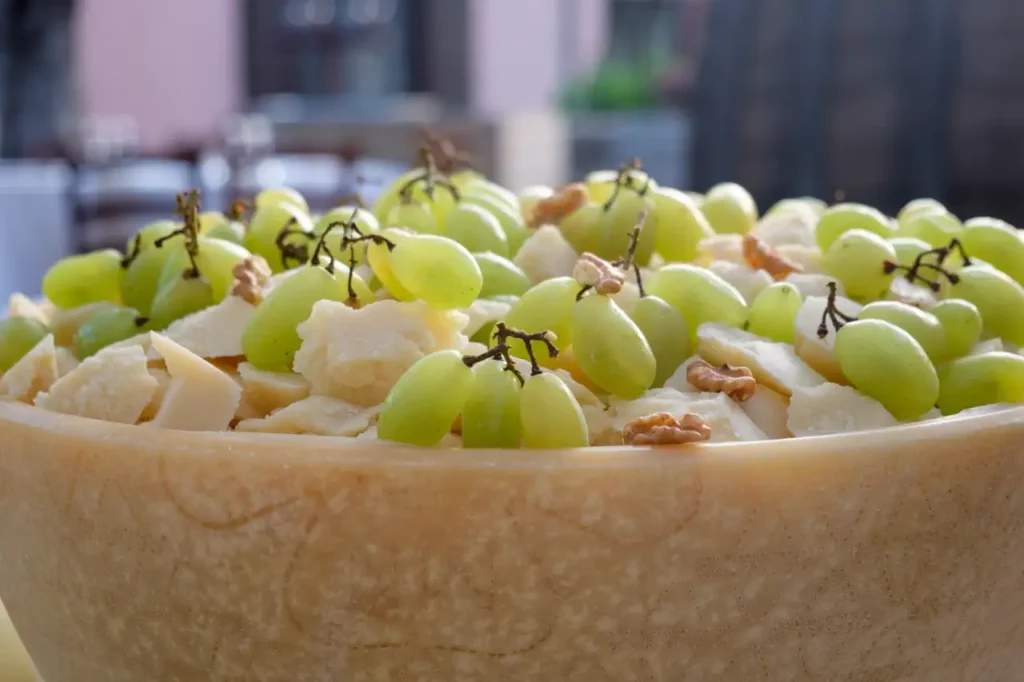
[236,396,379,437]
[706,260,773,304]
[54,346,79,377]
[0,335,58,403]
[237,362,311,418]
[787,383,898,437]
[147,334,241,431]
[695,234,743,266]
[610,388,767,443]
[513,225,579,284]
[785,273,844,299]
[751,212,817,247]
[293,300,468,406]
[159,296,254,359]
[35,345,157,424]
[696,323,826,397]
[6,293,52,325]
[462,298,511,338]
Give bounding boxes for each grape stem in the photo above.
[345,245,360,307]
[229,198,250,223]
[314,217,395,303]
[275,217,314,270]
[121,233,142,269]
[576,284,592,301]
[421,128,473,174]
[156,190,203,279]
[134,315,149,328]
[602,158,650,212]
[816,281,856,339]
[612,210,648,297]
[462,323,559,383]
[882,238,967,292]
[397,147,461,204]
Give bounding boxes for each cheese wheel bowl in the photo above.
[1,400,1023,682]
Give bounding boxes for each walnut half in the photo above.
[231,256,273,305]
[686,359,757,402]
[622,412,712,446]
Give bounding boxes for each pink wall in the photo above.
[74,0,242,153]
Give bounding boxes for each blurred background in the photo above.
[0,0,1022,301]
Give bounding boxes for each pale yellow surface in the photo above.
[0,600,39,682]
[1,400,1023,681]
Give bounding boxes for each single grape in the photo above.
[461,360,522,448]
[444,203,509,256]
[824,228,897,301]
[74,305,147,358]
[314,205,379,267]
[205,221,246,245]
[244,202,314,272]
[389,234,483,309]
[328,259,374,306]
[896,211,961,247]
[937,352,1024,415]
[518,185,554,222]
[501,277,579,360]
[0,317,49,372]
[519,372,589,448]
[255,187,309,214]
[129,219,178,251]
[897,198,946,224]
[559,202,604,254]
[629,294,690,387]
[371,168,431,224]
[461,192,530,255]
[834,318,939,421]
[42,250,124,309]
[961,217,1024,285]
[460,178,520,216]
[747,282,803,343]
[571,294,656,399]
[121,241,183,317]
[584,168,656,205]
[366,228,416,301]
[599,188,656,264]
[242,264,343,371]
[701,182,758,234]
[889,237,932,268]
[471,319,499,346]
[858,300,947,363]
[946,264,1024,345]
[475,252,531,299]
[406,180,458,226]
[194,237,252,301]
[646,264,747,345]
[929,298,982,360]
[651,187,715,263]
[815,203,894,252]
[197,211,228,235]
[377,350,475,446]
[386,200,440,235]
[450,169,486,190]
[149,275,214,331]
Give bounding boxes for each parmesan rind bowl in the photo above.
[1,401,1023,681]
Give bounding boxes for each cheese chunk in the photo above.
[6,293,52,325]
[610,388,768,443]
[462,298,511,338]
[663,355,703,394]
[707,260,773,304]
[139,368,172,422]
[0,335,58,403]
[787,383,897,437]
[776,245,825,274]
[513,225,578,284]
[785,273,842,299]
[35,345,157,424]
[751,211,817,248]
[159,296,254,359]
[148,334,241,431]
[294,300,468,406]
[236,396,379,437]
[237,362,311,418]
[697,323,826,397]
[54,347,79,377]
[582,404,618,446]
[739,385,792,439]
[695,234,743,266]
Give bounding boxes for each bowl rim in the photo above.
[1,400,1021,470]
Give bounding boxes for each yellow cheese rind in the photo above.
[35,345,157,424]
[235,396,379,437]
[148,334,241,432]
[0,335,58,403]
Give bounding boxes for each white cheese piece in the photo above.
[237,362,311,418]
[785,273,844,299]
[751,212,817,248]
[104,332,152,355]
[461,298,511,338]
[707,260,774,304]
[513,225,579,284]
[158,296,254,359]
[236,396,379,437]
[610,388,768,443]
[147,334,241,431]
[582,404,619,446]
[886,277,938,308]
[792,295,863,384]
[739,385,792,439]
[695,234,743,266]
[775,244,825,273]
[35,345,157,424]
[662,355,703,393]
[787,383,897,437]
[696,323,826,396]
[139,368,172,422]
[0,335,58,403]
[293,300,468,406]
[6,293,52,325]
[54,346,79,377]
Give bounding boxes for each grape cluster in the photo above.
[5,144,1024,447]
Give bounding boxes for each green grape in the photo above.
[329,259,374,305]
[386,200,439,235]
[889,237,932,268]
[834,319,939,421]
[0,317,49,372]
[371,168,430,223]
[366,228,416,301]
[244,202,314,272]
[767,197,827,218]
[475,252,531,299]
[471,319,499,346]
[896,211,961,247]
[461,360,522,448]
[937,352,1024,415]
[501,277,579,360]
[858,301,946,362]
[42,250,124,309]
[121,241,183,317]
[255,187,309,214]
[815,203,894,252]
[444,204,508,256]
[197,211,228,235]
[74,305,146,358]
[462,192,530,255]
[651,187,715,263]
[747,282,803,343]
[701,182,758,234]
[897,198,946,224]
[519,372,589,448]
[389,234,483,309]
[930,298,982,360]
[559,202,604,254]
[685,191,706,208]
[961,217,1024,285]
[149,275,214,331]
[599,189,656,264]
[377,350,474,446]
[460,178,519,215]
[825,228,896,301]
[129,219,178,251]
[450,169,485,189]
[946,265,1024,345]
[518,185,554,221]
[205,221,245,245]
[629,294,690,387]
[194,237,252,301]
[584,168,656,205]
[241,265,343,371]
[646,264,747,345]
[571,294,655,399]
[313,205,378,267]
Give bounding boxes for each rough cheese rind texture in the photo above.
[148,334,241,432]
[0,334,58,403]
[294,300,468,407]
[237,362,311,418]
[787,383,898,437]
[35,345,157,424]
[236,396,379,437]
[609,388,768,443]
[159,296,254,359]
[513,225,578,284]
